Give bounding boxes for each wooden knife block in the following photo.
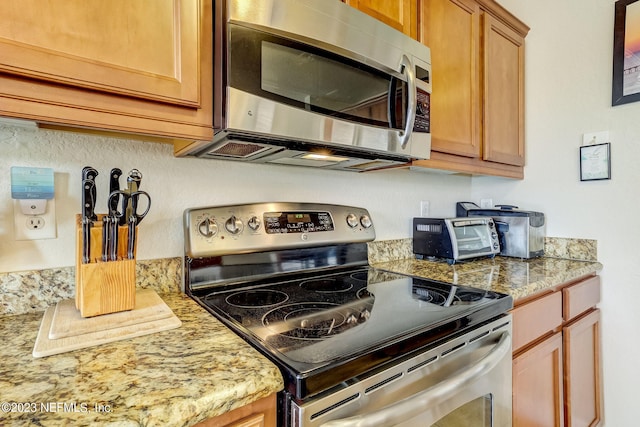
[75,214,136,317]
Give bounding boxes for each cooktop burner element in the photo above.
[300,278,353,293]
[264,302,352,340]
[225,289,289,308]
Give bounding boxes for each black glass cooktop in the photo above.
[192,267,512,399]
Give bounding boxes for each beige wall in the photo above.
[0,123,471,271]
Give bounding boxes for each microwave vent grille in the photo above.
[207,141,270,158]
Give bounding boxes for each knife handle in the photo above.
[82,167,98,221]
[109,168,123,213]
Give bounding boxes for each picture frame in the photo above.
[580,143,611,181]
[612,0,640,106]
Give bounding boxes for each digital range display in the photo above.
[264,211,334,234]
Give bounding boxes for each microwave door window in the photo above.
[261,41,394,128]
[228,25,404,130]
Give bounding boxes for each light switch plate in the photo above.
[13,199,57,240]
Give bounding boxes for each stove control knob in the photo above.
[360,215,372,229]
[225,215,243,235]
[197,217,218,238]
[346,213,358,228]
[248,216,261,231]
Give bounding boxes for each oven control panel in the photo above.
[184,202,376,257]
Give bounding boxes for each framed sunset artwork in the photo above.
[613,0,640,106]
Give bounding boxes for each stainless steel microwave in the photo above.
[175,0,432,172]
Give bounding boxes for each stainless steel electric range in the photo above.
[184,203,513,427]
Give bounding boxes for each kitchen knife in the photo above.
[81,178,96,263]
[126,191,143,259]
[120,169,143,225]
[82,167,98,221]
[108,168,122,213]
[101,216,110,262]
[127,214,137,260]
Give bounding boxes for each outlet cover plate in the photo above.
[420,201,430,217]
[13,199,57,240]
[583,131,609,146]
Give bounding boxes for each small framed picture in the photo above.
[580,143,611,181]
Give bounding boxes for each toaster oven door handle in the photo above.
[320,332,512,427]
[398,54,416,150]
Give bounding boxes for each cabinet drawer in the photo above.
[563,275,601,322]
[512,291,563,353]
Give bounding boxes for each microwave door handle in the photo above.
[320,332,512,427]
[399,54,417,149]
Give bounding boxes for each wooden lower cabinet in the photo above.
[194,394,277,427]
[564,310,603,427]
[512,275,603,427]
[513,332,565,427]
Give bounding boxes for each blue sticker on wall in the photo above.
[10,167,54,199]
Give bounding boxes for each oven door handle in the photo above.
[319,332,511,427]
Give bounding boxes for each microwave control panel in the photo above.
[414,89,430,133]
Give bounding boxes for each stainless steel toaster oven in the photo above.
[413,217,501,264]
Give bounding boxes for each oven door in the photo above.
[291,317,512,427]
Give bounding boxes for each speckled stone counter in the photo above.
[372,256,603,302]
[0,293,283,427]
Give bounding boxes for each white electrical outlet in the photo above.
[582,131,609,146]
[420,200,430,217]
[480,199,493,209]
[13,199,57,240]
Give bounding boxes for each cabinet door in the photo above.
[194,394,276,427]
[513,332,565,427]
[482,12,525,166]
[0,0,200,106]
[563,309,603,427]
[0,0,212,141]
[421,0,481,158]
[344,0,417,38]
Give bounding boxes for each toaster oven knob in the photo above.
[360,215,372,229]
[248,216,261,231]
[198,217,218,238]
[346,213,358,228]
[225,215,243,235]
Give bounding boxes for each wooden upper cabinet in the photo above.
[483,13,525,166]
[0,0,213,141]
[416,0,528,178]
[0,0,199,106]
[344,0,417,39]
[420,0,481,158]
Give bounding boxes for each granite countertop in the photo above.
[0,293,284,427]
[0,241,603,426]
[372,256,603,302]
